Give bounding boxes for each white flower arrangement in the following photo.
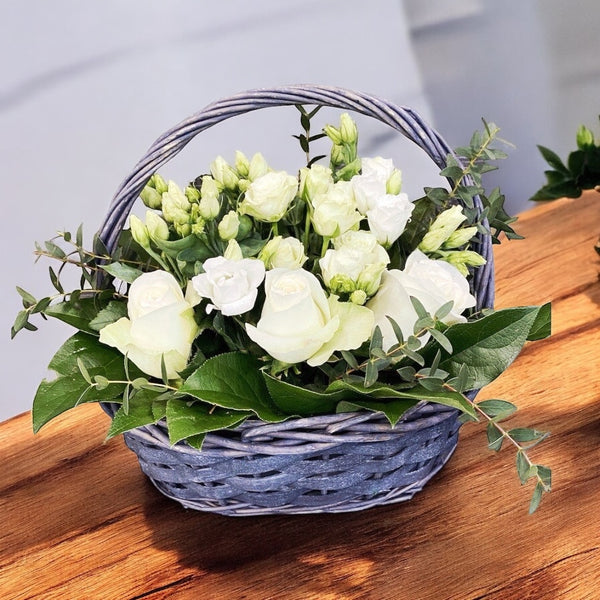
[14,109,552,511]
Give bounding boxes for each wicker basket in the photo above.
[99,85,494,516]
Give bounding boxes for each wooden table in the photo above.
[2,192,599,600]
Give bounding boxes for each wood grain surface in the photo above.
[1,192,599,600]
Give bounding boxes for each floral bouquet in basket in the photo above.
[14,107,552,512]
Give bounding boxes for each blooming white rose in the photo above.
[366,193,414,246]
[246,268,373,366]
[239,171,298,222]
[367,249,476,350]
[259,236,308,270]
[99,271,198,379]
[311,181,362,238]
[319,230,389,296]
[192,256,265,316]
[351,172,386,214]
[361,157,395,182]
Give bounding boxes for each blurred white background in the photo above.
[2,0,599,420]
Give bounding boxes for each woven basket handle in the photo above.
[98,84,493,307]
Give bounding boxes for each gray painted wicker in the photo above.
[99,85,494,516]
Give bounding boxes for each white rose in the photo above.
[192,256,265,316]
[367,249,476,350]
[351,173,386,214]
[99,271,198,379]
[259,236,308,270]
[319,230,389,296]
[366,193,414,246]
[311,181,362,238]
[239,171,298,222]
[361,157,395,182]
[246,268,373,366]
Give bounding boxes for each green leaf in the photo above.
[336,398,417,426]
[529,481,545,514]
[106,388,166,438]
[326,379,477,418]
[537,145,570,174]
[165,398,249,445]
[477,399,517,420]
[45,297,106,334]
[516,450,533,484]
[486,422,504,451]
[263,373,347,416]
[437,306,546,390]
[508,427,546,442]
[101,261,144,283]
[179,352,285,422]
[429,328,453,354]
[526,302,552,341]
[16,286,37,306]
[88,301,128,332]
[32,332,140,432]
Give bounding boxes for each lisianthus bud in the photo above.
[350,289,367,305]
[185,185,200,203]
[248,153,270,181]
[140,186,162,210]
[175,223,191,237]
[150,173,168,195]
[162,181,191,225]
[443,226,479,249]
[418,205,467,253]
[236,214,253,240]
[442,250,487,275]
[386,169,403,195]
[218,210,240,241]
[299,164,333,201]
[145,210,169,242]
[260,236,308,270]
[577,125,594,149]
[200,175,219,200]
[339,113,358,144]
[224,239,243,261]
[324,123,342,145]
[235,151,251,178]
[211,156,239,190]
[129,214,150,248]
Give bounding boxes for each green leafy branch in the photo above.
[294,104,327,168]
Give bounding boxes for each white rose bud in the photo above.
[245,268,373,366]
[129,214,150,248]
[367,249,476,350]
[259,236,308,270]
[145,210,169,242]
[192,256,265,316]
[419,205,467,253]
[99,271,198,379]
[311,181,362,238]
[299,164,333,201]
[218,211,240,241]
[240,171,299,222]
[366,193,414,247]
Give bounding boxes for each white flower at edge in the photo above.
[319,230,390,297]
[239,171,298,222]
[191,256,265,316]
[311,181,362,238]
[366,193,414,246]
[246,268,373,366]
[99,271,199,380]
[367,249,476,350]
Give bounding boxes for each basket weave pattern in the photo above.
[100,85,494,515]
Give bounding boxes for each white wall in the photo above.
[2,0,435,420]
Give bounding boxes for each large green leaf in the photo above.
[438,305,549,390]
[336,398,418,426]
[32,332,138,432]
[179,352,285,422]
[106,388,166,439]
[263,374,348,416]
[165,398,250,445]
[326,379,476,418]
[45,297,105,334]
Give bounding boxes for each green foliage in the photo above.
[531,116,600,201]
